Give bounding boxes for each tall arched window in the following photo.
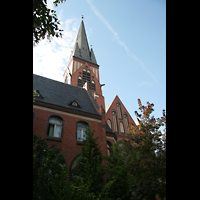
[70,154,82,179]
[117,102,122,119]
[107,119,112,129]
[107,141,113,156]
[48,117,62,138]
[119,121,125,134]
[112,110,118,133]
[124,113,129,134]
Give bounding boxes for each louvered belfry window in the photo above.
[77,67,96,91]
[78,76,82,87]
[86,69,91,85]
[90,80,95,91]
[82,68,86,84]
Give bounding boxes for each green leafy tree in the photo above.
[71,125,104,198]
[33,0,66,45]
[104,99,166,200]
[33,90,37,102]
[33,134,69,200]
[103,140,133,200]
[129,99,166,200]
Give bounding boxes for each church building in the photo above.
[33,19,138,169]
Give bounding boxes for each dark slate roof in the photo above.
[87,90,99,110]
[33,74,101,117]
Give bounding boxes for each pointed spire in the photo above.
[90,47,97,64]
[73,40,80,57]
[71,19,97,65]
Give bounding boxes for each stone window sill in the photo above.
[77,141,84,145]
[46,136,62,142]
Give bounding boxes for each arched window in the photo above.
[117,102,122,119]
[124,113,129,134]
[112,110,118,133]
[70,154,82,179]
[119,121,125,134]
[107,141,113,156]
[48,117,62,138]
[107,119,112,129]
[78,76,82,87]
[77,122,88,141]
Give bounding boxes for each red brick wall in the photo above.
[70,58,105,111]
[33,106,107,169]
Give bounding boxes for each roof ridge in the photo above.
[105,96,116,113]
[33,73,87,90]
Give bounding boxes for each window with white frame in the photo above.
[48,118,62,138]
[77,123,87,141]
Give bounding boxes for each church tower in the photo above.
[63,18,105,111]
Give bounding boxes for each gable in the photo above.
[105,95,136,132]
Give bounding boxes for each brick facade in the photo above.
[105,95,139,142]
[33,104,107,169]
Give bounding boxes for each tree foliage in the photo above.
[33,134,68,200]
[104,140,133,200]
[104,99,166,200]
[33,99,166,200]
[33,0,66,45]
[33,90,36,102]
[71,125,104,197]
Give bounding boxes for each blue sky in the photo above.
[33,0,166,121]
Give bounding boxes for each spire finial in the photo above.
[82,15,84,20]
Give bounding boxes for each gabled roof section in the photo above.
[72,20,98,65]
[33,74,101,118]
[106,95,135,124]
